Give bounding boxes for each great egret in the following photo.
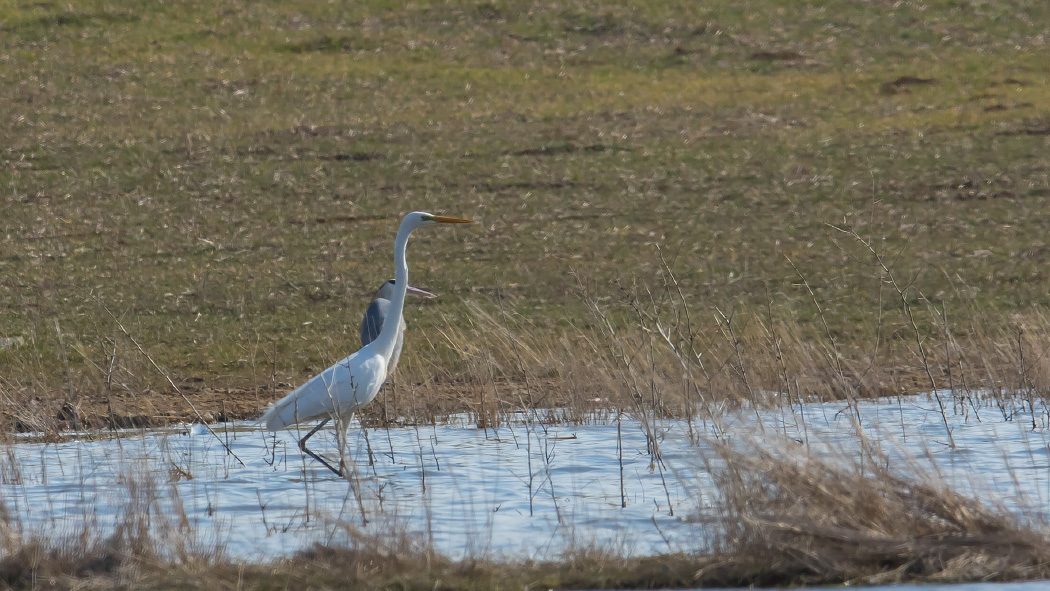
[261,211,472,475]
[360,279,435,376]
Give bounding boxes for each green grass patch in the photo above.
[1,0,1050,410]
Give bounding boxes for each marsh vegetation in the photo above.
[3,0,1050,587]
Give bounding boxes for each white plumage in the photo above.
[259,211,472,475]
[261,350,387,431]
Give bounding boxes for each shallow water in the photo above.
[1,394,1049,562]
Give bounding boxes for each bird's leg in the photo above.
[298,418,342,477]
[335,412,355,478]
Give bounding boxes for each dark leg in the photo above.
[298,418,342,476]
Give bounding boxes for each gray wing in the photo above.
[359,298,406,375]
[360,298,390,347]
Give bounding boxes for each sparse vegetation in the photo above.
[3,0,1050,586]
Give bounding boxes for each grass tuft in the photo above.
[706,437,1050,586]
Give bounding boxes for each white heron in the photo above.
[261,211,472,475]
[359,279,435,375]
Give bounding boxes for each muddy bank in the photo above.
[1,368,936,438]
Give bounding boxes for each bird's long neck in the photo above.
[370,220,412,362]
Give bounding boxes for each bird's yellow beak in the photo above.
[431,215,473,224]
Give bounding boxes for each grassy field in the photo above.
[2,0,1050,430]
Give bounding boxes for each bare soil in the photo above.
[3,367,938,438]
[3,374,623,438]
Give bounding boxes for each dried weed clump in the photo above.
[700,438,1050,587]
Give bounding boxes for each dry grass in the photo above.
[703,438,1050,586]
[10,257,1050,436]
[365,252,1050,433]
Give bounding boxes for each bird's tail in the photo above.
[259,394,303,431]
[258,375,340,430]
